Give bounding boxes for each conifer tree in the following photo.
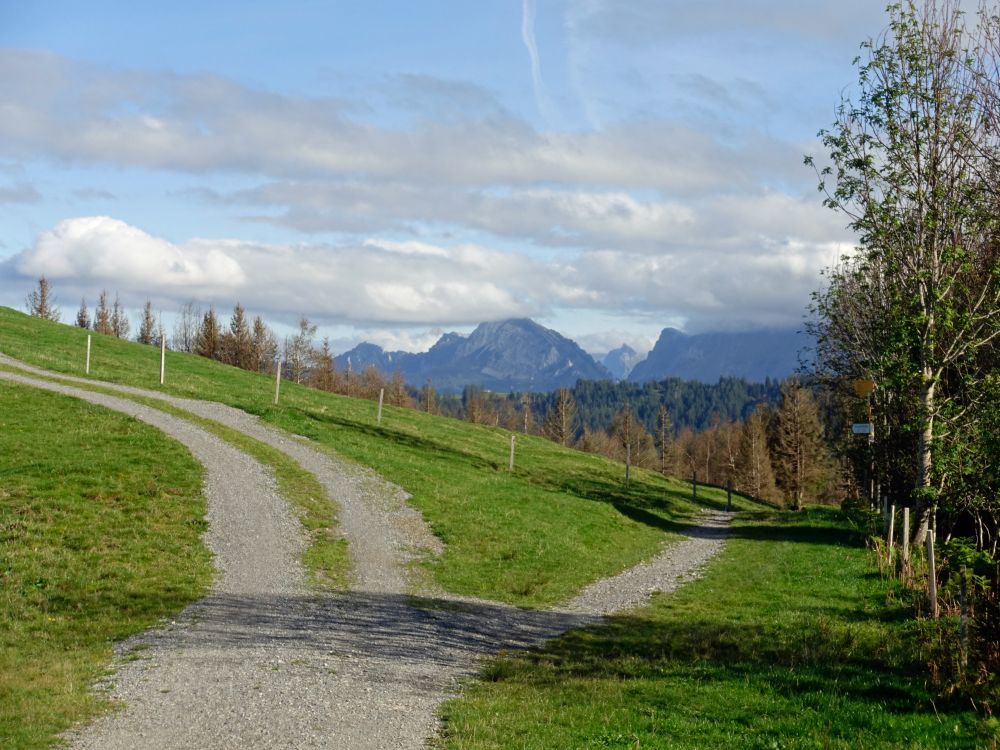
[194,307,221,360]
[137,300,157,345]
[93,290,113,334]
[222,302,252,368]
[735,404,778,503]
[655,405,672,474]
[773,380,825,510]
[309,337,339,391]
[422,378,437,414]
[25,275,60,322]
[250,315,277,372]
[543,388,578,446]
[110,294,130,339]
[75,297,90,329]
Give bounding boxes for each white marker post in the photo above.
[902,507,911,567]
[927,531,938,619]
[377,388,384,425]
[274,360,282,405]
[159,333,166,385]
[85,334,91,375]
[509,434,516,472]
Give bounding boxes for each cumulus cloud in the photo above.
[10,216,556,326]
[18,216,245,291]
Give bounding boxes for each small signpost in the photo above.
[851,422,874,435]
[509,434,516,473]
[377,388,384,425]
[85,334,91,375]
[274,360,282,405]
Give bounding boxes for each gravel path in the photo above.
[1,357,731,749]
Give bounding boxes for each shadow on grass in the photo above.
[513,612,957,719]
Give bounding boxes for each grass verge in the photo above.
[434,508,978,749]
[0,308,759,606]
[0,381,212,749]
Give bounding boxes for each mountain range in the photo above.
[627,328,810,384]
[336,318,809,393]
[336,318,610,393]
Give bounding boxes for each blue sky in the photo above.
[0,1,889,354]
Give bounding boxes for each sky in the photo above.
[0,0,889,356]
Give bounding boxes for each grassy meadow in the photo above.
[0,381,212,749]
[1,308,981,747]
[0,306,746,607]
[435,509,979,749]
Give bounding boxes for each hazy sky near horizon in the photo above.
[0,1,888,354]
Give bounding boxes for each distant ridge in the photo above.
[336,318,611,393]
[600,344,645,380]
[627,328,809,384]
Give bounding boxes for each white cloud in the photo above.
[7,215,845,333]
[10,216,552,326]
[18,216,245,290]
[0,50,804,194]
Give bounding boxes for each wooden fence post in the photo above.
[927,530,938,619]
[85,334,91,375]
[509,435,516,473]
[902,507,910,567]
[274,360,282,406]
[159,333,166,385]
[887,502,896,565]
[959,565,969,669]
[377,388,384,425]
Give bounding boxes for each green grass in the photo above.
[0,366,350,591]
[434,508,978,749]
[0,307,748,606]
[0,380,212,749]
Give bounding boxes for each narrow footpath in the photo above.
[1,356,730,749]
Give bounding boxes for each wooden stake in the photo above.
[159,333,166,385]
[887,502,896,565]
[85,334,91,375]
[377,388,384,425]
[927,531,938,619]
[509,435,516,473]
[274,360,282,405]
[903,507,910,565]
[959,565,969,668]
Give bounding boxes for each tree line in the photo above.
[808,0,1000,707]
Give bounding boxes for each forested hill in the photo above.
[566,377,785,433]
[440,376,787,435]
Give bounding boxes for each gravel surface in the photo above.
[1,357,731,749]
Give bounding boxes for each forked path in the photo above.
[0,357,730,749]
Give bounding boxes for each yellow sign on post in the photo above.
[853,379,876,398]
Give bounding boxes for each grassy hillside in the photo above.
[436,509,979,748]
[0,307,749,606]
[0,381,212,749]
